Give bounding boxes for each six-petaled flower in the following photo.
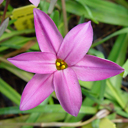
[8,8,124,116]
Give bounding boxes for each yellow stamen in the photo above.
[56,62,61,66]
[55,59,68,70]
[61,65,66,70]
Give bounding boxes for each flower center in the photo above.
[56,59,68,70]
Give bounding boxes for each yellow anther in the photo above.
[56,62,61,66]
[61,65,66,70]
[55,59,68,70]
[61,61,64,64]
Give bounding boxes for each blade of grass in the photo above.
[0,36,36,52]
[106,80,128,113]
[57,0,128,26]
[0,105,97,115]
[91,27,128,47]
[77,1,98,24]
[99,80,106,103]
[0,29,35,42]
[108,33,128,89]
[22,113,41,128]
[0,78,21,105]
[0,61,33,82]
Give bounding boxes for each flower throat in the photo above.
[56,59,68,70]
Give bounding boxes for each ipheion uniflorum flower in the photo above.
[8,8,124,116]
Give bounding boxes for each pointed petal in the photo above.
[8,52,56,74]
[54,68,82,116]
[0,0,3,4]
[34,8,63,54]
[72,55,124,81]
[20,73,54,110]
[29,0,40,6]
[57,21,93,66]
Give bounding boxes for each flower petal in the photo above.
[8,52,56,74]
[53,68,82,116]
[20,73,54,110]
[0,0,3,4]
[72,55,124,81]
[57,21,93,66]
[29,0,40,6]
[34,8,63,54]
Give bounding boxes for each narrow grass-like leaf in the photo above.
[77,1,98,24]
[39,0,50,13]
[122,59,128,77]
[108,34,128,88]
[0,78,21,105]
[0,105,97,115]
[114,0,128,8]
[50,10,59,27]
[92,27,128,47]
[82,88,101,105]
[99,80,106,103]
[88,49,105,58]
[115,109,128,118]
[78,15,85,24]
[57,0,128,26]
[0,62,33,82]
[106,80,128,113]
[0,29,35,42]
[79,80,93,89]
[0,36,36,52]
[22,113,41,128]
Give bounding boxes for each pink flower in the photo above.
[29,0,40,7]
[8,8,124,116]
[0,0,4,4]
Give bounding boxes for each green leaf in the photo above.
[99,80,106,103]
[108,34,128,66]
[88,49,105,59]
[0,29,35,42]
[82,88,101,105]
[22,113,41,128]
[105,80,128,113]
[57,0,128,26]
[122,59,128,77]
[115,108,128,118]
[0,36,36,52]
[78,15,85,24]
[50,10,60,27]
[39,0,50,13]
[0,62,33,82]
[77,0,128,26]
[76,1,98,24]
[79,80,93,89]
[108,33,128,88]
[0,78,21,105]
[92,27,128,47]
[92,119,100,128]
[0,105,97,115]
